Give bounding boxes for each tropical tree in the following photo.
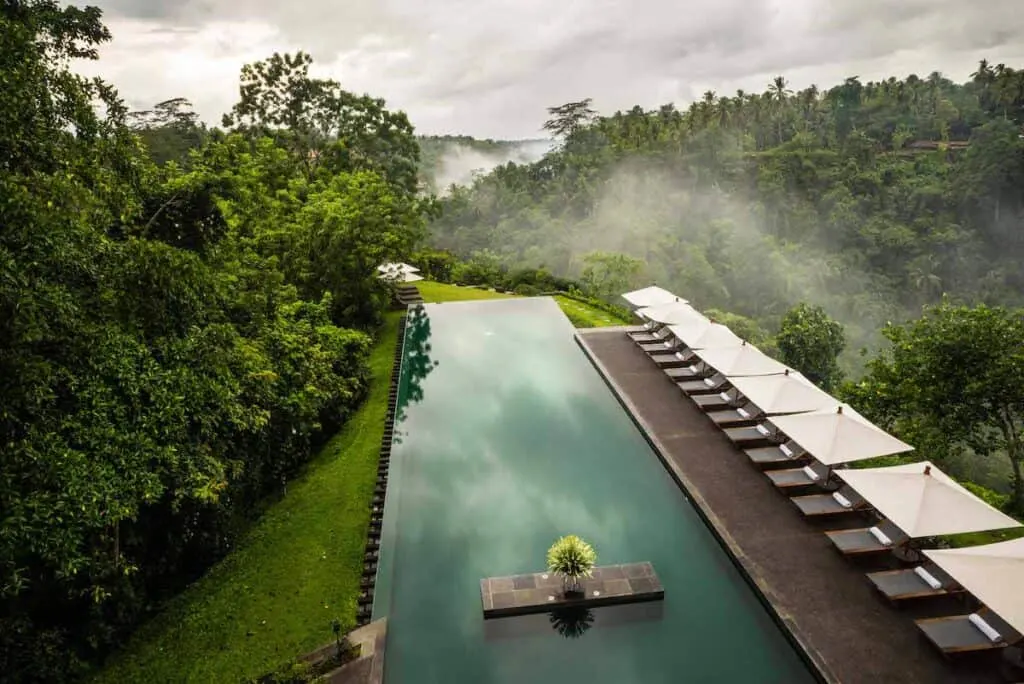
[546,535,597,594]
[775,303,846,390]
[847,303,1024,513]
[223,51,421,193]
[579,251,643,301]
[542,99,597,140]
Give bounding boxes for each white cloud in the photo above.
[80,0,1024,139]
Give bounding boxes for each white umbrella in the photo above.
[925,538,1024,636]
[635,302,706,326]
[377,262,420,274]
[694,342,791,377]
[767,404,912,465]
[378,268,424,283]
[622,286,687,309]
[668,321,744,350]
[837,461,1021,537]
[729,370,837,415]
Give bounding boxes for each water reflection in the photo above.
[394,304,438,444]
[482,601,665,642]
[549,606,595,639]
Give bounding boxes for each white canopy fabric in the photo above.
[925,538,1024,636]
[622,286,687,309]
[837,461,1022,537]
[377,262,420,274]
[668,321,744,350]
[728,370,837,415]
[694,343,792,377]
[635,302,706,326]
[767,405,912,465]
[377,262,423,282]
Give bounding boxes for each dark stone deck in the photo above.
[576,328,1012,684]
[481,562,664,618]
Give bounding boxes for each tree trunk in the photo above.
[1011,452,1023,515]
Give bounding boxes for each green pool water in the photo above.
[372,297,816,684]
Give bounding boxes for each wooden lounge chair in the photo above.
[639,337,681,354]
[723,421,780,446]
[916,608,1020,655]
[692,391,735,412]
[678,373,726,395]
[654,349,697,368]
[744,439,807,469]
[866,563,963,603]
[824,521,908,556]
[765,462,828,490]
[631,326,672,346]
[708,402,761,427]
[626,320,664,339]
[791,487,871,518]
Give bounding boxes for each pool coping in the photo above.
[574,329,835,684]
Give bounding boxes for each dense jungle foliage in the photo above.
[424,67,1024,511]
[0,2,428,679]
[430,67,1024,363]
[3,0,1024,680]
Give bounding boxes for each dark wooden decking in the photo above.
[480,562,664,618]
[577,328,1010,684]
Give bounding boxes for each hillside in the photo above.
[428,69,1024,366]
[417,134,551,193]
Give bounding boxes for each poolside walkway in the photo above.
[577,328,1009,684]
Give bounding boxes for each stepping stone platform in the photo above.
[480,562,663,619]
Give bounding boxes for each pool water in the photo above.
[373,297,815,684]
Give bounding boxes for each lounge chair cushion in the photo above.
[755,424,771,436]
[914,566,942,590]
[832,491,853,508]
[969,613,1002,643]
[869,526,892,546]
[801,465,819,481]
[736,407,750,418]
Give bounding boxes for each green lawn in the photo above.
[416,281,629,327]
[93,282,625,682]
[552,295,629,328]
[93,314,402,683]
[416,280,514,303]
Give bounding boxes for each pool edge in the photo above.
[573,330,835,684]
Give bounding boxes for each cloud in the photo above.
[79,0,1024,139]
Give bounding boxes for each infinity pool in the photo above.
[372,297,815,683]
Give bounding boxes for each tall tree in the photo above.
[542,99,597,139]
[578,251,643,301]
[128,97,205,165]
[223,51,421,193]
[775,303,846,390]
[847,303,1024,512]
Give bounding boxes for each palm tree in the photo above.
[768,76,793,143]
[971,58,993,85]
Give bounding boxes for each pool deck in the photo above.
[576,327,1008,684]
[480,562,664,618]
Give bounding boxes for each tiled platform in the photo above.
[480,562,664,618]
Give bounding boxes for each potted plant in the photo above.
[546,534,597,595]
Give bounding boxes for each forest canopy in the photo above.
[429,65,1024,367]
[3,0,1024,680]
[0,2,426,679]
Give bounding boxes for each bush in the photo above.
[963,481,1011,512]
[546,535,597,593]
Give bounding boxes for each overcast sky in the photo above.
[77,0,1024,140]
